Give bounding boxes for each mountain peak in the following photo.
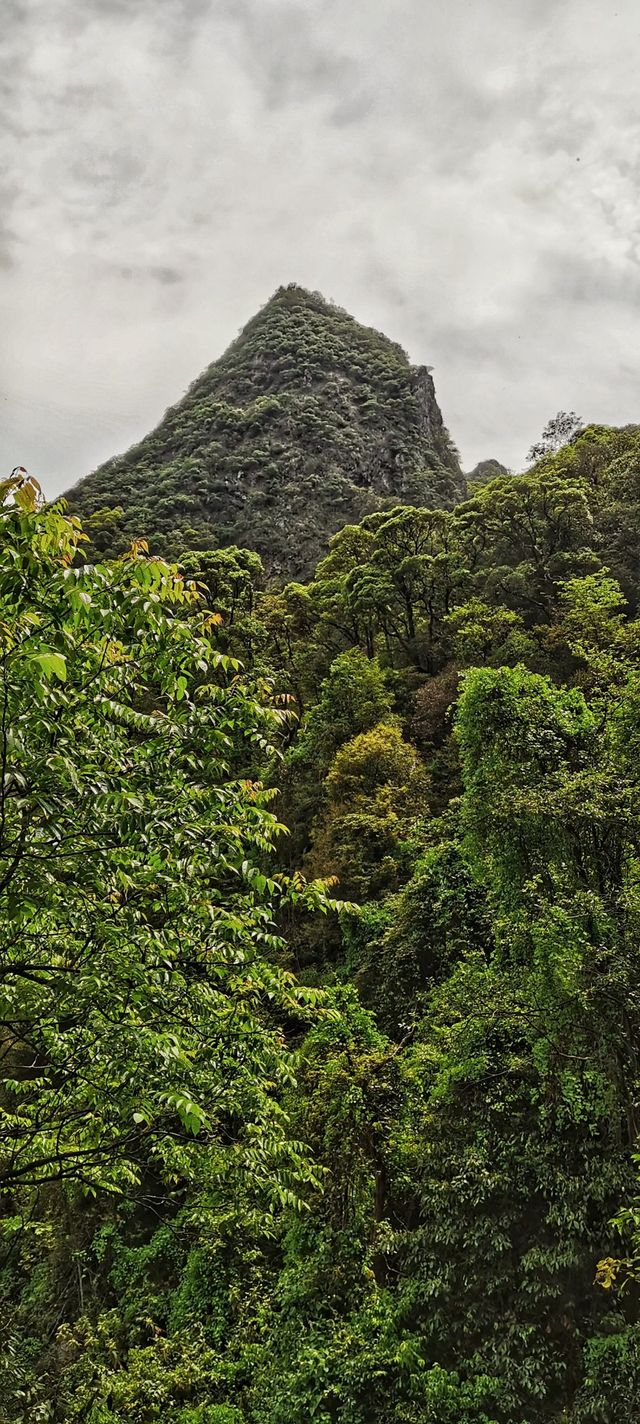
[66,287,464,578]
[466,458,511,488]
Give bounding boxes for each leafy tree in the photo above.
[288,648,394,785]
[347,506,467,672]
[527,410,584,464]
[308,722,430,899]
[455,468,597,622]
[180,546,266,664]
[443,598,532,666]
[343,832,491,1033]
[0,475,331,1220]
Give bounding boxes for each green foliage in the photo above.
[308,723,429,899]
[50,1315,248,1423]
[456,664,599,905]
[444,598,532,666]
[0,483,333,1216]
[571,1328,640,1421]
[344,834,491,1032]
[279,649,397,863]
[293,648,394,775]
[9,402,640,1422]
[0,478,348,1419]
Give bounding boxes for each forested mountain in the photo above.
[5,399,640,1420]
[66,285,464,579]
[466,456,511,487]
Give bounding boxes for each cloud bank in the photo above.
[2,0,640,493]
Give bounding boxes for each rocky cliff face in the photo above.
[67,284,465,579]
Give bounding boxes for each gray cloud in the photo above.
[2,0,640,494]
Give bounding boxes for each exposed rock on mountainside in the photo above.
[66,284,464,578]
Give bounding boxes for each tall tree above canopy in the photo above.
[527,410,584,464]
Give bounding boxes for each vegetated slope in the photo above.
[466,456,510,487]
[65,284,464,578]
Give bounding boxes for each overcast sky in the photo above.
[2,0,640,495]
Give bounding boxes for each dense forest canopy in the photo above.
[5,297,640,1422]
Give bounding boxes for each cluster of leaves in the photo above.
[66,285,463,579]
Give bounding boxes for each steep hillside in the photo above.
[66,284,464,578]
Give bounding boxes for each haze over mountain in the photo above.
[67,285,464,578]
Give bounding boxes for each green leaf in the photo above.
[32,650,67,681]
